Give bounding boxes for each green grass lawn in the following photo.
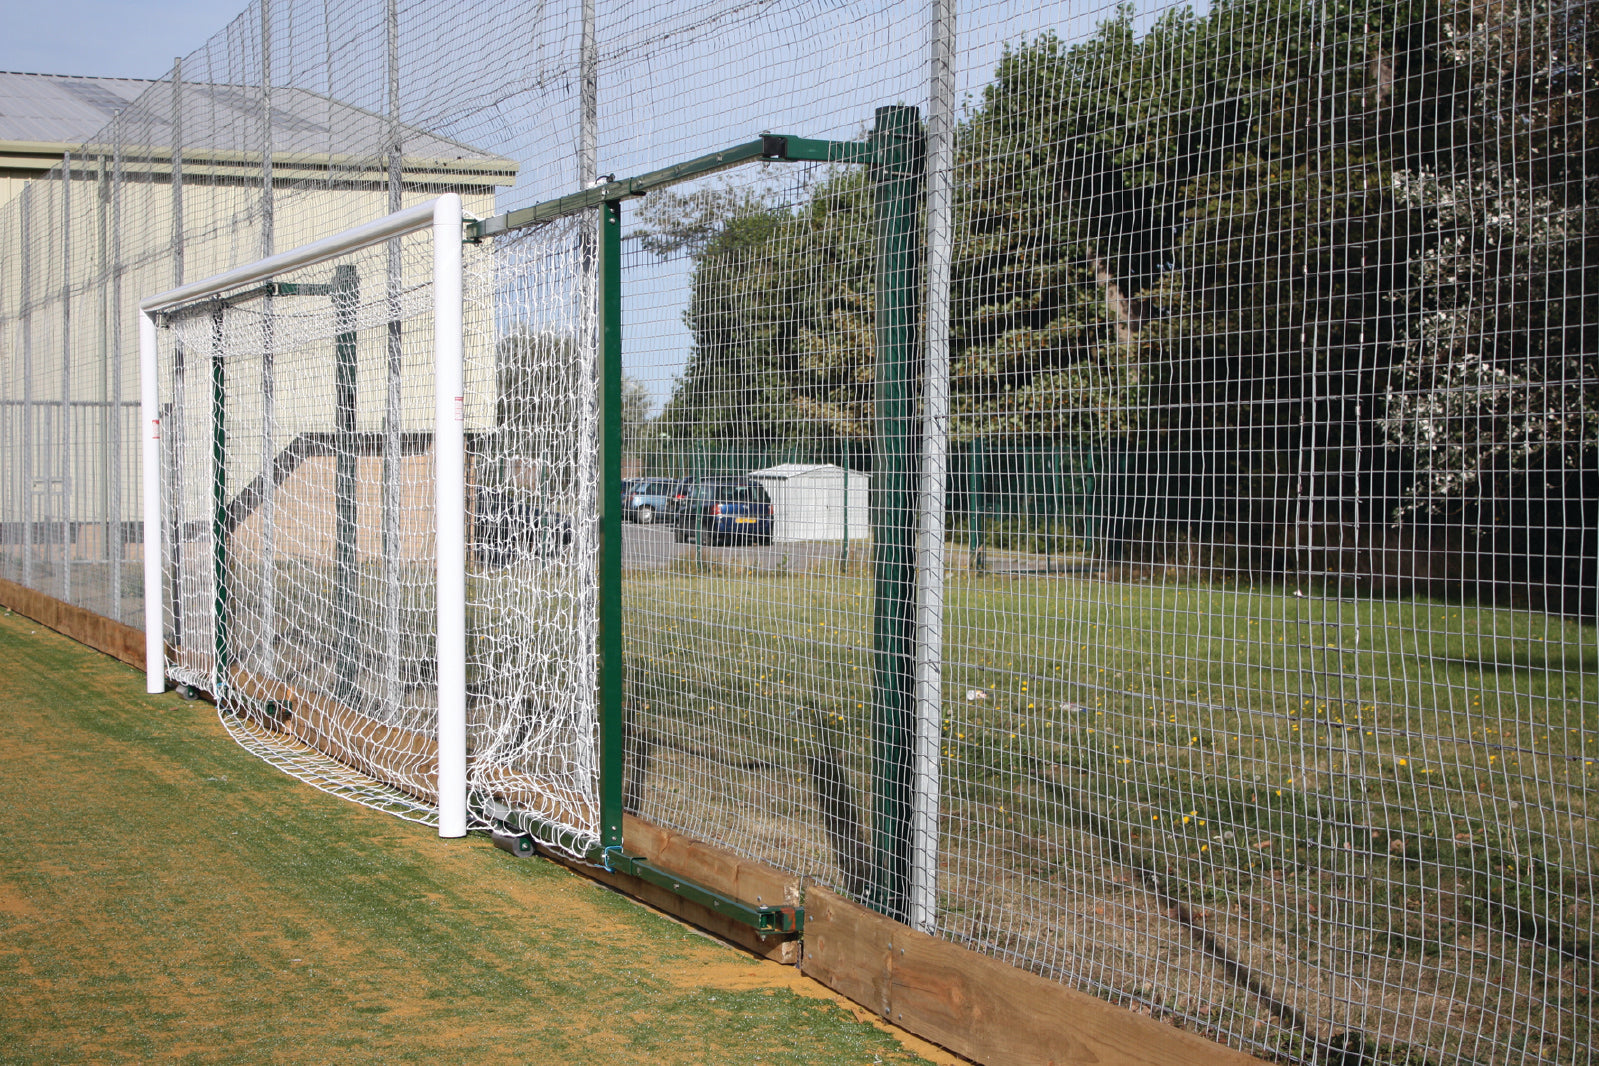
[619,567,1598,1065]
[0,607,945,1066]
[144,552,1595,1064]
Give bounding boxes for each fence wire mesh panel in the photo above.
[0,163,143,626]
[621,160,880,897]
[927,5,1594,1063]
[0,0,1593,1063]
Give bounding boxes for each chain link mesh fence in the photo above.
[1,1,1594,1062]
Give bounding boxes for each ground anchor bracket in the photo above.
[487,814,802,937]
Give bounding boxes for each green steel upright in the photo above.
[331,264,359,699]
[867,104,925,923]
[598,201,625,852]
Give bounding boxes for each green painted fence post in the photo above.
[867,103,924,923]
[598,200,625,852]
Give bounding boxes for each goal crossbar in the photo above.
[138,193,468,837]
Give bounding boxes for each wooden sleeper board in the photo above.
[0,577,146,669]
[800,885,1263,1066]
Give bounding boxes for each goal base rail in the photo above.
[481,801,803,937]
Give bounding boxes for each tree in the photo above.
[621,373,654,455]
[641,0,1597,611]
[640,171,879,446]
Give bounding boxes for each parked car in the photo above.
[671,477,774,545]
[666,477,695,516]
[474,485,572,567]
[622,477,682,524]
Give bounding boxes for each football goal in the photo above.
[141,194,484,841]
[136,130,918,944]
[140,195,607,855]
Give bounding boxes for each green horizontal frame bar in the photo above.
[609,852,802,936]
[270,281,333,297]
[468,133,869,240]
[764,134,871,166]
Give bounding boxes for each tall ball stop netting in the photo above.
[2,0,1595,1063]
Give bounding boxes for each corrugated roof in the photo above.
[0,72,151,144]
[0,71,516,176]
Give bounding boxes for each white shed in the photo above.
[749,463,869,543]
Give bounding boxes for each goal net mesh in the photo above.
[464,214,601,854]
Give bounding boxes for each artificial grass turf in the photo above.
[0,608,940,1065]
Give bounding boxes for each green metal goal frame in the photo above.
[472,106,932,935]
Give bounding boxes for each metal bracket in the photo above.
[760,134,871,166]
[467,132,871,241]
[490,825,536,857]
[486,814,803,937]
[269,281,333,297]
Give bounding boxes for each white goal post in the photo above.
[138,193,468,838]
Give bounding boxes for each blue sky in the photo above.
[0,1,226,79]
[0,0,1183,411]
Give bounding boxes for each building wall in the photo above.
[0,175,33,211]
[0,162,505,622]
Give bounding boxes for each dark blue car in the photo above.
[671,477,774,545]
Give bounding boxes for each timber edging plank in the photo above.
[800,885,1264,1066]
[0,578,145,669]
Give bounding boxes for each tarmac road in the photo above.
[621,519,860,574]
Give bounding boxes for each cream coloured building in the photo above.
[0,70,517,619]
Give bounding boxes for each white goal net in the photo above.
[462,213,601,854]
[145,202,601,855]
